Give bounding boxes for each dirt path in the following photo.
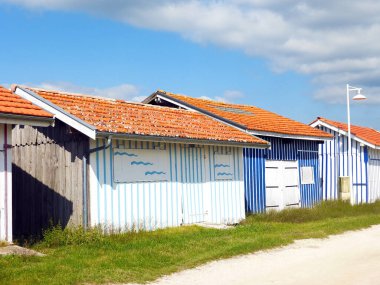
[127,225,380,285]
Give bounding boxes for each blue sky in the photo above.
[1,1,379,129]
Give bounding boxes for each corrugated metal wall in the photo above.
[88,139,245,230]
[0,124,12,242]
[317,126,369,203]
[244,137,321,213]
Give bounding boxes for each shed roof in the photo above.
[0,86,52,118]
[17,87,268,147]
[145,90,332,140]
[311,117,380,147]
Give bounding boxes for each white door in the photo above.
[182,147,207,224]
[265,160,300,210]
[368,159,380,202]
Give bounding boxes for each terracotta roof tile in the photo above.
[27,87,268,146]
[315,117,380,147]
[157,91,332,139]
[0,86,52,118]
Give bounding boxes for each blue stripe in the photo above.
[103,139,107,224]
[96,139,100,224]
[169,144,173,227]
[109,143,114,226]
[174,144,179,225]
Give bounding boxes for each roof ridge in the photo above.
[24,87,200,113]
[22,86,119,102]
[158,90,256,109]
[159,89,320,126]
[23,86,201,114]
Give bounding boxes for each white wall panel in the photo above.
[89,139,245,231]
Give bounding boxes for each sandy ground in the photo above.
[0,245,45,256]
[127,225,380,285]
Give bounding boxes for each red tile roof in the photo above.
[0,86,52,118]
[154,91,332,139]
[26,87,268,146]
[314,117,380,147]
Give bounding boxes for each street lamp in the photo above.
[346,84,367,204]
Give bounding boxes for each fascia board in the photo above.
[14,86,97,140]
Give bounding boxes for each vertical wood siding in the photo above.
[0,124,12,242]
[12,121,89,238]
[244,137,321,213]
[89,139,245,230]
[317,126,370,203]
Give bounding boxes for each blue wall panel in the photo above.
[244,136,321,213]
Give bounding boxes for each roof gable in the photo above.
[147,90,332,140]
[311,117,380,148]
[13,86,269,147]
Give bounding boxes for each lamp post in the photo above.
[346,84,366,204]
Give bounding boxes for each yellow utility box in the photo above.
[339,176,351,201]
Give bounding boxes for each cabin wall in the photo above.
[12,120,89,238]
[368,148,380,202]
[89,139,245,230]
[0,124,12,242]
[244,137,321,213]
[317,126,368,203]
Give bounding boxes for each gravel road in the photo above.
[127,225,380,285]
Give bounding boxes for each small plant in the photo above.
[41,224,105,247]
[243,200,380,224]
[0,241,8,247]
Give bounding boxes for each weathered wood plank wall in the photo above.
[12,120,89,239]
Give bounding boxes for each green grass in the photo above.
[1,201,380,285]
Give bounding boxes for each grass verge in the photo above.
[1,201,380,285]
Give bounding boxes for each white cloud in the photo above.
[223,90,245,100]
[199,89,245,103]
[32,81,142,101]
[3,0,380,103]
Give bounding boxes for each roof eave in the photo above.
[311,119,378,149]
[96,131,270,149]
[0,113,54,127]
[247,129,333,141]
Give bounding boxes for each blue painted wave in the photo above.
[215,164,230,168]
[114,151,138,157]
[131,161,153,166]
[217,172,233,176]
[145,171,166,176]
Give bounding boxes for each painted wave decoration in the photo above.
[145,171,166,176]
[217,172,233,176]
[114,151,138,157]
[131,161,153,166]
[215,164,230,168]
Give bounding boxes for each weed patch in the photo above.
[1,201,380,285]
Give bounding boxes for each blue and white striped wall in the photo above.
[88,138,245,230]
[317,126,380,204]
[368,148,380,202]
[244,136,321,213]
